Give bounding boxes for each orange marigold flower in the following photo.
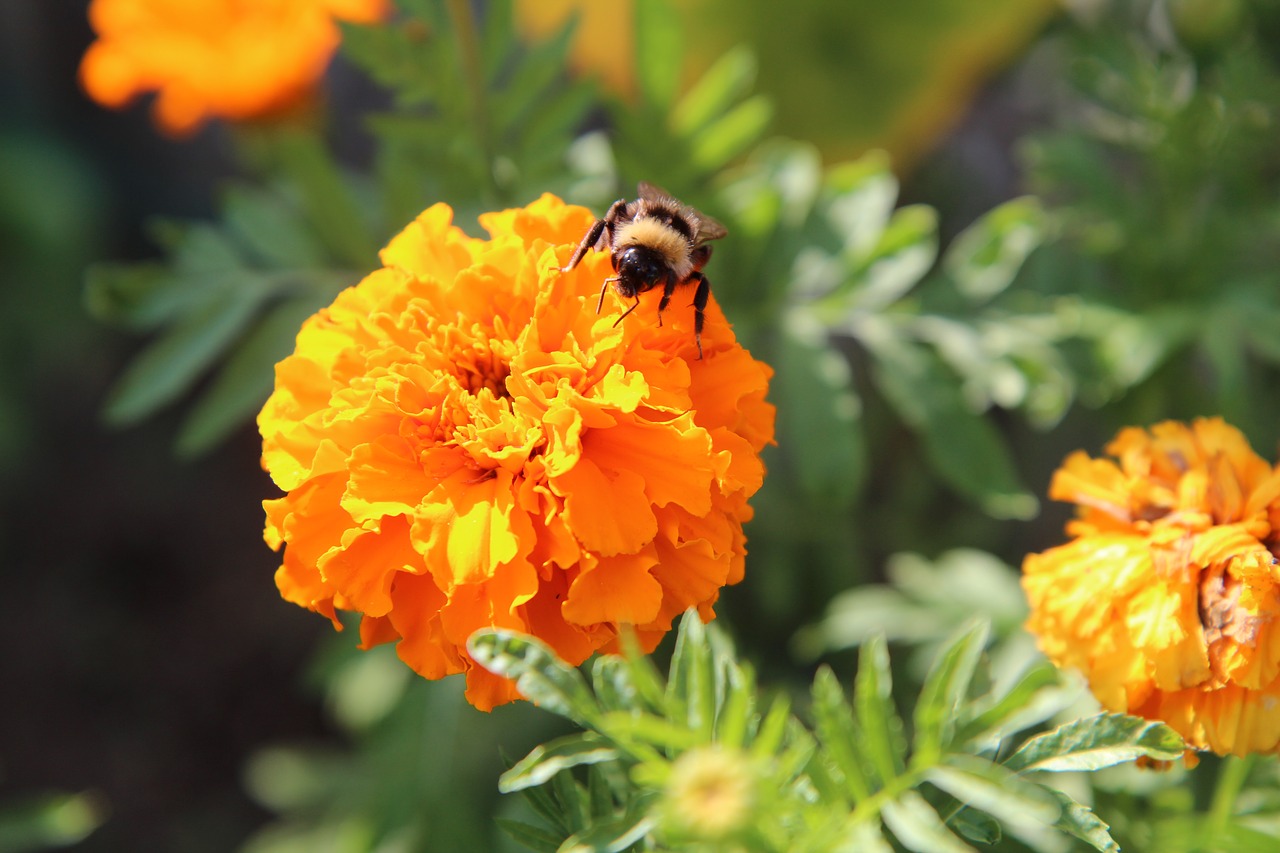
[1023,418,1280,756]
[259,194,775,710]
[79,0,390,135]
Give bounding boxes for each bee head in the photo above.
[614,245,669,296]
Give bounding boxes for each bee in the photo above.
[561,182,728,359]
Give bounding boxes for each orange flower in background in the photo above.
[259,194,774,710]
[1023,418,1280,756]
[79,0,390,135]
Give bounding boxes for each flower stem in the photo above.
[444,0,495,197]
[1206,754,1254,835]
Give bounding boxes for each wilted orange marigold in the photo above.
[259,194,775,710]
[80,0,389,135]
[1023,418,1280,756]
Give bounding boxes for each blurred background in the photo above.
[5,0,1280,850]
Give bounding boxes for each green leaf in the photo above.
[839,204,938,310]
[672,46,758,135]
[633,0,683,108]
[1043,788,1119,853]
[266,130,379,269]
[957,661,1071,748]
[944,196,1045,302]
[775,308,866,510]
[810,667,871,802]
[689,95,773,171]
[927,755,1060,833]
[912,620,989,764]
[864,331,1036,519]
[496,818,562,853]
[1004,713,1186,773]
[950,809,1002,846]
[666,610,716,736]
[591,655,643,714]
[880,790,975,853]
[174,295,323,457]
[102,285,267,426]
[222,185,326,269]
[597,712,702,752]
[714,655,755,748]
[84,262,183,330]
[854,635,907,786]
[467,630,599,725]
[823,152,899,262]
[500,733,620,793]
[751,693,792,759]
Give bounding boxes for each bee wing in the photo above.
[637,180,675,203]
[694,213,728,244]
[637,181,728,245]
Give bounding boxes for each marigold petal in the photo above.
[563,550,663,626]
[554,457,657,556]
[318,515,419,618]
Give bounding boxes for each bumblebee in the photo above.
[561,182,728,359]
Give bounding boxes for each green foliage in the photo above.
[0,791,105,853]
[1024,0,1280,439]
[468,612,1187,853]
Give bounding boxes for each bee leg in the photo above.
[613,295,642,327]
[561,200,625,272]
[690,271,710,360]
[562,218,607,272]
[596,276,619,314]
[656,271,679,327]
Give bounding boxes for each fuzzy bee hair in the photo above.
[559,182,728,359]
[614,218,696,282]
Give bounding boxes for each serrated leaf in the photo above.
[823,153,899,260]
[854,635,907,786]
[500,733,620,793]
[83,262,184,330]
[945,196,1044,302]
[1004,713,1186,773]
[672,46,757,135]
[267,130,379,269]
[222,186,326,269]
[881,790,975,853]
[591,655,642,714]
[560,816,656,853]
[1043,788,1119,853]
[467,630,599,725]
[714,656,755,748]
[666,610,715,736]
[751,693,792,759]
[175,294,324,456]
[912,620,989,764]
[497,818,563,853]
[103,285,266,426]
[957,662,1071,748]
[552,769,591,836]
[840,204,937,310]
[633,0,682,108]
[810,667,871,802]
[598,711,703,752]
[776,308,866,510]
[927,755,1060,832]
[951,809,1002,846]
